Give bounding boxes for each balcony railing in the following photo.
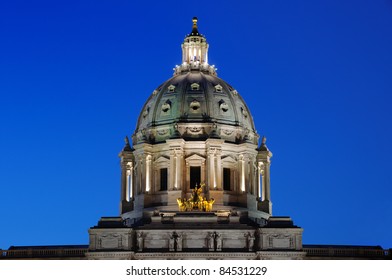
[304,247,390,259]
[0,248,88,259]
[0,246,389,259]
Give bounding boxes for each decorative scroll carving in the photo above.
[157,129,169,136]
[221,129,233,136]
[186,126,203,135]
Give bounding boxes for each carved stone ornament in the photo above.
[157,129,169,136]
[98,234,122,250]
[142,106,150,118]
[187,127,203,134]
[137,232,144,251]
[221,129,233,136]
[241,107,248,118]
[268,234,294,249]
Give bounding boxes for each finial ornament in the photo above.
[192,17,198,28]
[122,135,132,151]
[262,136,267,145]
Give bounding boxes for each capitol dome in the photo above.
[120,18,273,224]
[133,17,258,145]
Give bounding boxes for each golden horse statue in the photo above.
[177,183,214,212]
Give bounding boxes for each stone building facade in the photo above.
[1,18,389,261]
[86,17,303,260]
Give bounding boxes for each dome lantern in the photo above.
[176,17,215,75]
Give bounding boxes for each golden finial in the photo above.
[192,17,198,28]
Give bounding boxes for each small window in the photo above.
[223,168,231,191]
[219,99,229,113]
[191,83,200,91]
[161,100,172,113]
[160,168,168,191]
[215,84,223,93]
[168,85,176,93]
[190,100,201,111]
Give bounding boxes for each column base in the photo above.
[258,200,272,214]
[120,200,134,213]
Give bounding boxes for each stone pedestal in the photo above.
[259,200,272,214]
[208,190,223,206]
[167,190,183,206]
[120,200,133,214]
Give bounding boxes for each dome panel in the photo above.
[133,71,259,145]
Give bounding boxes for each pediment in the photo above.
[185,154,205,162]
[154,156,170,164]
[222,155,237,163]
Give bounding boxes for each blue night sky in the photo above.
[1,1,391,250]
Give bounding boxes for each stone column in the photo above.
[257,162,263,199]
[169,149,175,190]
[208,148,216,189]
[216,148,222,190]
[119,154,134,214]
[168,147,184,191]
[126,163,134,201]
[120,161,127,202]
[145,154,152,193]
[263,162,271,201]
[239,154,245,193]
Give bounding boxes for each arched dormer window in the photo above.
[168,85,176,93]
[191,83,200,91]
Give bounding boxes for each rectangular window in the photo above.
[160,168,168,191]
[223,168,231,191]
[190,166,201,189]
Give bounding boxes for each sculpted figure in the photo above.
[246,232,255,251]
[169,233,175,251]
[207,232,214,251]
[216,233,222,251]
[177,198,186,211]
[137,232,144,251]
[176,233,183,251]
[206,198,215,212]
